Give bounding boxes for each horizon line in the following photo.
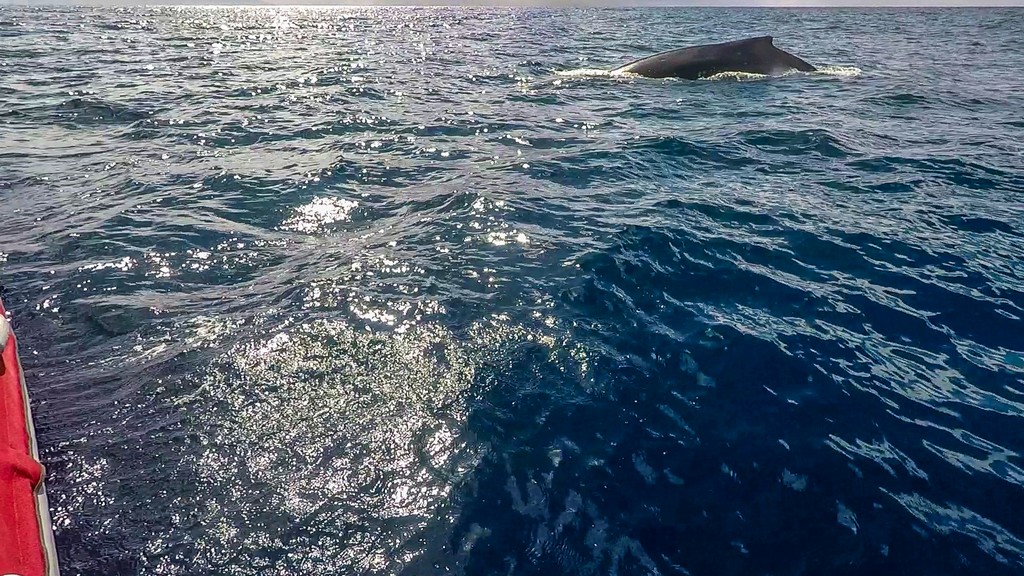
[3,0,1024,6]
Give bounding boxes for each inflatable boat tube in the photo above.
[0,298,60,576]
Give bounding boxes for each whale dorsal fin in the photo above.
[747,36,775,47]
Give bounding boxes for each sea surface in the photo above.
[2,5,1024,575]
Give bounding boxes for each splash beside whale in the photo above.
[611,36,816,79]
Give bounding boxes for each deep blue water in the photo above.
[2,5,1024,575]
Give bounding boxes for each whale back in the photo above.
[612,36,816,79]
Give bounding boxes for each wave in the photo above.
[740,128,858,158]
[55,97,153,124]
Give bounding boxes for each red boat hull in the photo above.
[0,299,59,576]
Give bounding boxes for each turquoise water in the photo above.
[2,5,1023,575]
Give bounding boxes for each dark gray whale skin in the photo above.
[611,36,816,79]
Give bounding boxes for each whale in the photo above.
[611,36,816,79]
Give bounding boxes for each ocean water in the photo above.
[2,4,1024,575]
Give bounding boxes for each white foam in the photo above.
[701,71,769,82]
[554,68,616,78]
[552,65,861,81]
[814,65,863,78]
[702,66,862,81]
